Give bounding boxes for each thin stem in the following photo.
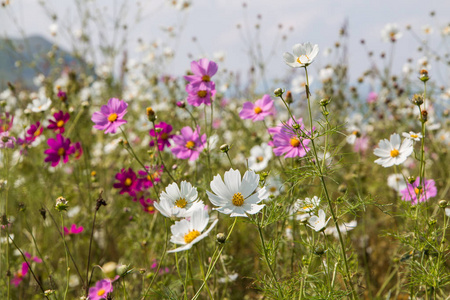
[61,214,70,300]
[85,208,98,296]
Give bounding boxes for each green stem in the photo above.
[61,214,70,300]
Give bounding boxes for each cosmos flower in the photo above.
[154,181,201,218]
[25,121,43,143]
[48,110,70,133]
[239,94,275,122]
[11,252,42,287]
[113,168,140,196]
[324,220,357,239]
[44,134,75,167]
[0,132,16,149]
[91,98,128,134]
[186,81,216,107]
[27,96,52,113]
[149,122,174,151]
[0,112,14,133]
[294,196,321,213]
[184,58,218,84]
[373,133,413,167]
[247,143,273,172]
[138,165,163,189]
[63,224,84,235]
[171,126,207,161]
[402,131,422,142]
[138,197,156,214]
[167,204,218,253]
[400,177,437,205]
[308,209,331,232]
[206,168,268,217]
[270,118,311,158]
[283,42,319,68]
[381,23,402,42]
[88,279,113,300]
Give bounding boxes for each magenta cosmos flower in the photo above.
[0,132,16,149]
[149,122,173,151]
[400,177,437,205]
[11,252,42,287]
[171,126,207,161]
[91,98,128,134]
[239,94,276,121]
[138,165,163,189]
[184,58,218,84]
[64,224,84,235]
[186,81,216,107]
[113,168,141,196]
[44,134,75,167]
[88,279,113,300]
[48,110,70,133]
[25,121,43,143]
[270,118,311,158]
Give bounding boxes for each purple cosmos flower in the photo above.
[270,118,311,158]
[88,279,113,300]
[171,126,207,161]
[0,132,16,149]
[11,252,42,287]
[92,98,128,134]
[44,134,75,167]
[113,168,140,196]
[48,110,70,133]
[401,177,437,205]
[239,94,276,121]
[186,81,216,107]
[64,224,84,235]
[149,122,173,151]
[25,121,43,143]
[184,58,218,84]
[138,197,156,214]
[138,165,163,189]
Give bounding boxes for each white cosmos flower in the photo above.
[167,204,218,253]
[402,131,422,142]
[291,75,313,94]
[319,67,333,82]
[154,181,201,218]
[248,143,272,172]
[381,23,402,42]
[27,96,52,113]
[374,133,413,167]
[308,209,331,232]
[283,42,319,68]
[387,173,407,193]
[294,196,321,213]
[206,168,268,217]
[324,220,357,239]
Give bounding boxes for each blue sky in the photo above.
[1,0,449,86]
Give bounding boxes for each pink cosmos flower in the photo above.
[171,126,207,161]
[138,197,156,214]
[44,134,75,167]
[270,118,311,158]
[25,121,43,143]
[401,177,437,205]
[186,81,216,106]
[0,132,16,149]
[184,58,218,84]
[239,94,276,121]
[149,122,173,151]
[88,279,113,300]
[92,98,128,134]
[11,252,42,287]
[367,91,378,104]
[354,136,370,154]
[48,110,70,133]
[64,224,84,235]
[74,142,83,159]
[113,168,140,196]
[138,165,163,189]
[0,112,13,133]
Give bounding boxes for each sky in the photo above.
[1,0,449,87]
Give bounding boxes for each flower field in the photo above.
[0,2,449,299]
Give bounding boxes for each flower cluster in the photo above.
[184,58,218,106]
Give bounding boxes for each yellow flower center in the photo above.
[108,113,118,122]
[184,230,201,243]
[390,32,396,38]
[303,204,313,210]
[57,120,65,127]
[202,75,210,82]
[254,106,262,114]
[290,137,300,147]
[146,206,155,212]
[161,133,168,140]
[34,129,41,136]
[411,134,418,138]
[256,156,264,163]
[197,90,207,98]
[57,147,65,156]
[124,178,132,186]
[296,54,310,64]
[390,149,400,157]
[415,187,422,195]
[97,288,106,296]
[185,140,195,149]
[175,198,187,208]
[232,192,244,206]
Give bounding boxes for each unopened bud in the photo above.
[319,98,330,107]
[419,69,429,82]
[438,200,447,208]
[146,107,156,121]
[285,91,293,104]
[410,94,424,106]
[220,144,230,153]
[407,176,416,184]
[421,110,428,122]
[274,88,283,97]
[55,196,69,212]
[216,233,226,244]
[176,101,185,108]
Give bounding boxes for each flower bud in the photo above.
[438,200,447,208]
[285,91,293,104]
[55,196,69,212]
[421,110,428,122]
[220,144,230,153]
[274,88,283,97]
[314,245,326,255]
[410,94,424,106]
[116,264,128,276]
[176,101,185,108]
[216,233,226,244]
[407,176,416,184]
[146,107,156,122]
[419,69,429,82]
[319,98,330,107]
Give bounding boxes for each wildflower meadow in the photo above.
[0,1,449,299]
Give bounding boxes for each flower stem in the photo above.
[61,214,70,300]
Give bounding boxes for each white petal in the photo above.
[240,170,259,198]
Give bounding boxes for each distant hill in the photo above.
[0,35,90,90]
